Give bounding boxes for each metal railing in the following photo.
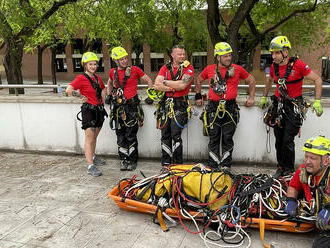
[1,84,330,95]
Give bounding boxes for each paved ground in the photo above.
[0,151,318,248]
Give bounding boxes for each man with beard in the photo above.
[107,46,152,171]
[195,42,256,170]
[285,136,330,248]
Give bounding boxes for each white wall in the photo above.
[0,98,329,165]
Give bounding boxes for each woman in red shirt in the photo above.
[66,52,107,177]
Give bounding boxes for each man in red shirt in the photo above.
[106,46,152,171]
[66,52,107,177]
[195,42,255,169]
[153,45,194,166]
[258,36,323,177]
[285,136,330,248]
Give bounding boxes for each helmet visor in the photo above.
[215,46,232,54]
[304,143,330,153]
[269,42,284,51]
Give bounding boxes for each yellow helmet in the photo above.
[269,36,291,52]
[111,46,128,60]
[302,136,330,156]
[81,52,99,66]
[214,42,232,56]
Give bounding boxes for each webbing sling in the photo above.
[83,73,103,104]
[114,66,131,92]
[166,62,183,81]
[273,57,303,85]
[213,63,229,94]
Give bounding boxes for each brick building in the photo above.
[0,38,328,84]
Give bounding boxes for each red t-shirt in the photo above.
[199,64,249,101]
[70,74,105,106]
[270,59,311,99]
[158,64,195,98]
[109,66,145,100]
[289,164,323,203]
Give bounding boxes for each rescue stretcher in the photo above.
[109,179,315,233]
[109,164,317,248]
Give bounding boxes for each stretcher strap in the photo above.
[259,218,275,248]
[156,208,169,232]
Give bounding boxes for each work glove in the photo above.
[258,96,269,109]
[312,99,323,116]
[316,208,330,231]
[144,96,154,105]
[285,198,298,216]
[105,95,112,105]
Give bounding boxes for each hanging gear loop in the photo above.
[263,57,310,128]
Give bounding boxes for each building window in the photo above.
[72,57,83,72]
[260,53,273,70]
[151,58,164,72]
[55,57,67,72]
[150,53,164,72]
[192,52,207,71]
[131,52,144,70]
[97,57,104,72]
[55,42,67,72]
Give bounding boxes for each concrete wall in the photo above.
[0,97,329,165]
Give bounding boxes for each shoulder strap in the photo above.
[166,62,182,81]
[318,166,330,188]
[114,66,131,90]
[83,73,102,104]
[273,57,303,84]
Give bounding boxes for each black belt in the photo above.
[125,94,140,104]
[208,99,236,106]
[164,95,188,101]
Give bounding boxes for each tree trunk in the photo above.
[37,45,44,84]
[51,47,57,92]
[206,0,221,46]
[3,39,25,94]
[245,49,255,73]
[227,31,239,64]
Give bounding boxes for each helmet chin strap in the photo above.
[279,51,288,64]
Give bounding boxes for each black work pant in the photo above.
[273,99,302,171]
[206,100,239,169]
[160,100,188,165]
[312,231,330,248]
[113,97,141,164]
[116,123,139,164]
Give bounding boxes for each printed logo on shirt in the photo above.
[305,65,309,71]
[187,69,192,73]
[290,70,296,77]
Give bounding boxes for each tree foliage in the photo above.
[0,0,79,92]
[206,0,330,70]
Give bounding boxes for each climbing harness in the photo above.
[109,66,144,130]
[201,64,237,136]
[76,73,108,124]
[263,57,310,129]
[109,95,144,130]
[154,62,194,130]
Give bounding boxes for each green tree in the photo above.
[206,0,329,71]
[0,0,78,93]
